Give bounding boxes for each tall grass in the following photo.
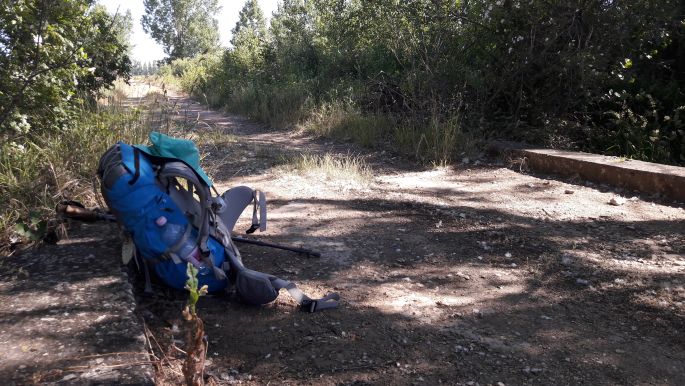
[0,80,157,247]
[394,113,474,165]
[301,102,393,148]
[218,81,473,164]
[157,56,481,165]
[224,82,313,128]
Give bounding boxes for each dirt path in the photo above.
[134,83,685,385]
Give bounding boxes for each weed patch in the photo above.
[0,81,158,250]
[277,153,373,185]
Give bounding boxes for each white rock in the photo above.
[609,196,626,206]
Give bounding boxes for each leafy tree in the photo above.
[231,0,267,42]
[0,0,131,140]
[111,7,134,56]
[80,5,132,93]
[267,0,318,80]
[141,0,221,61]
[227,0,268,75]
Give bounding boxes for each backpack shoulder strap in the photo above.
[155,160,227,281]
[157,161,212,250]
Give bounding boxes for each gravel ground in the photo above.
[134,86,685,385]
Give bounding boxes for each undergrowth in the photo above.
[300,102,393,148]
[161,71,477,165]
[0,79,159,250]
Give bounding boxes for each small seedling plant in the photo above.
[182,264,208,386]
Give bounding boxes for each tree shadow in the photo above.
[131,191,685,384]
[0,222,152,385]
[132,83,685,384]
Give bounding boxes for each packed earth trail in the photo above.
[136,82,685,385]
[3,82,684,385]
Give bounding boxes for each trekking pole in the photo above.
[56,201,116,222]
[231,236,321,258]
[57,202,322,258]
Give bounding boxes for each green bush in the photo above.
[0,1,135,246]
[0,1,131,141]
[164,0,685,165]
[0,88,153,244]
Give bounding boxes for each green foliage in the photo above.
[229,0,268,75]
[80,5,133,93]
[132,60,161,76]
[167,0,685,164]
[141,0,221,61]
[14,212,47,242]
[588,91,685,163]
[0,81,153,246]
[231,0,267,44]
[0,0,131,141]
[184,263,208,316]
[303,101,392,148]
[157,53,222,103]
[0,1,134,246]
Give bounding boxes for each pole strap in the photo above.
[272,278,340,313]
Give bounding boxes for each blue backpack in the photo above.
[97,137,339,312]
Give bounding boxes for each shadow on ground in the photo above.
[0,223,153,385]
[138,194,684,385]
[124,83,685,385]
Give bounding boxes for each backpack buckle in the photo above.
[245,223,260,234]
[303,293,340,313]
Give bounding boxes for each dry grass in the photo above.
[278,152,373,184]
[191,130,239,149]
[0,80,161,249]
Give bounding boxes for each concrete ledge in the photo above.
[0,222,155,385]
[491,143,685,202]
